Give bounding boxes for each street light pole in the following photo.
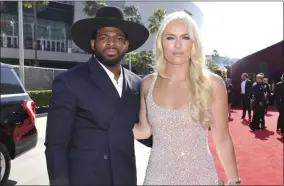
[18,0,25,85]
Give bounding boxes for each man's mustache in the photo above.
[104,47,118,51]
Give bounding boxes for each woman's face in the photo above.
[162,19,194,65]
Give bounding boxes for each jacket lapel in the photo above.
[107,69,140,128]
[87,57,120,103]
[122,68,132,95]
[121,68,137,102]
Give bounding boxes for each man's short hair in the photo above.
[242,73,248,78]
[256,73,264,79]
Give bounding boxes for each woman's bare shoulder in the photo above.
[208,72,227,95]
[141,73,157,94]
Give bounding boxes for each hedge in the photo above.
[27,90,52,108]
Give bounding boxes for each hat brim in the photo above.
[71,18,149,53]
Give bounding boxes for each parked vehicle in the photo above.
[0,63,38,184]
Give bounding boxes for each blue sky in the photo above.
[194,2,283,58]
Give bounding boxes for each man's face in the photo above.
[227,78,231,84]
[91,27,129,67]
[241,75,246,80]
[256,77,263,83]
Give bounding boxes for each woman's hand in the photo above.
[133,122,151,140]
[132,75,154,140]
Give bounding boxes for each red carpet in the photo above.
[208,108,283,185]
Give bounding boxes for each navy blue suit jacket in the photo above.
[45,57,143,185]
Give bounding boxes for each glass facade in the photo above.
[0,13,71,52]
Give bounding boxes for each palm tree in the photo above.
[212,49,220,63]
[148,8,166,34]
[205,55,219,73]
[83,1,107,17]
[23,1,49,66]
[123,5,143,25]
[212,49,219,57]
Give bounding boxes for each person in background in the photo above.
[275,73,284,134]
[271,80,276,92]
[226,78,233,119]
[263,77,271,114]
[271,80,276,106]
[263,78,270,87]
[240,73,253,120]
[249,74,267,130]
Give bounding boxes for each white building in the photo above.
[73,1,204,53]
[1,1,203,68]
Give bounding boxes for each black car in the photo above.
[0,63,38,184]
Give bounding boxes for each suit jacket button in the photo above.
[104,155,108,160]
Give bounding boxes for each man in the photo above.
[240,73,253,120]
[44,6,150,185]
[249,74,267,130]
[275,73,284,134]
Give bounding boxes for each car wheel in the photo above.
[0,142,11,185]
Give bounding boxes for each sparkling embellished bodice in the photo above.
[143,74,218,185]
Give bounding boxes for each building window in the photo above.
[0,13,69,52]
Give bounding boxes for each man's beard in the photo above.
[94,49,126,67]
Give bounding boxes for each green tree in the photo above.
[125,50,154,74]
[205,55,219,72]
[206,56,227,78]
[123,5,143,25]
[148,8,166,34]
[23,1,49,66]
[83,1,107,17]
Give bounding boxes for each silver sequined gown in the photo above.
[143,74,219,185]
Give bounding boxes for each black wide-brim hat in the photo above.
[71,6,149,53]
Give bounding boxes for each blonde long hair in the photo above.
[154,11,213,128]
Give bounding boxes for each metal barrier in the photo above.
[13,65,66,91]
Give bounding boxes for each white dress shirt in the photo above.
[241,80,247,94]
[97,61,123,97]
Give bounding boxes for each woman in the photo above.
[226,78,233,118]
[133,11,240,185]
[263,78,271,114]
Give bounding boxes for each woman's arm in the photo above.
[133,76,152,140]
[210,75,240,183]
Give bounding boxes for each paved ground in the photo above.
[6,116,151,185]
